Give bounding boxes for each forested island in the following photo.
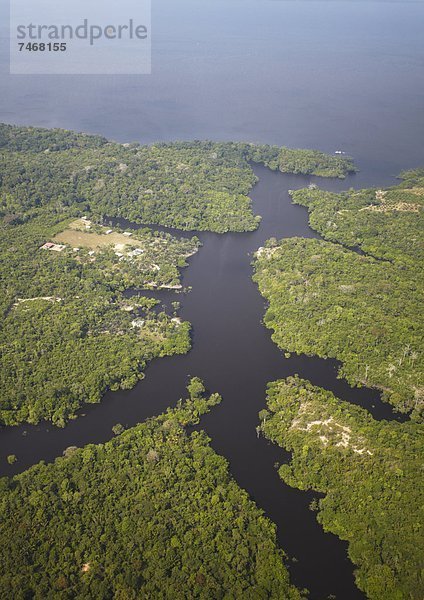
[259,377,423,600]
[254,172,423,419]
[0,381,303,600]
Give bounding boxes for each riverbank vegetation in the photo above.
[0,123,356,427]
[254,237,423,418]
[0,382,303,599]
[0,210,197,427]
[236,143,356,178]
[0,125,260,233]
[257,146,356,179]
[276,147,356,178]
[254,174,423,419]
[1,292,190,427]
[259,377,424,600]
[0,124,355,233]
[290,167,424,266]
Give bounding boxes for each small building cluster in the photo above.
[127,248,144,257]
[40,242,66,252]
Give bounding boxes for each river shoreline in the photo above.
[0,164,402,599]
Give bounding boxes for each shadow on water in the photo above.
[0,165,404,599]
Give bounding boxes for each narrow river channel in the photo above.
[0,164,403,599]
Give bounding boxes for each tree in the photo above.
[187,377,205,400]
[112,423,125,436]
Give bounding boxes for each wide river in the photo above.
[0,163,408,599]
[1,0,423,598]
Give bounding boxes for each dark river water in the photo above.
[1,1,423,597]
[0,164,407,599]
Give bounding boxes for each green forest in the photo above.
[0,210,197,427]
[290,167,424,266]
[3,123,420,600]
[259,377,424,600]
[0,124,355,233]
[0,123,354,427]
[254,169,423,599]
[0,125,259,233]
[0,381,303,600]
[253,174,423,419]
[236,143,356,179]
[277,147,356,178]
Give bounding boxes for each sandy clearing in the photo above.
[53,219,144,250]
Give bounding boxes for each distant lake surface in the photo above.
[1,0,423,181]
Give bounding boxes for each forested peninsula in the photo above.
[259,377,424,600]
[0,381,303,600]
[254,171,423,419]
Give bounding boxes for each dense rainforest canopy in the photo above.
[290,167,424,267]
[259,377,424,600]
[0,382,303,600]
[254,169,423,599]
[0,209,197,427]
[0,123,354,426]
[0,123,421,600]
[254,172,423,419]
[0,123,355,232]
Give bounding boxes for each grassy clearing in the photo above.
[53,219,141,250]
